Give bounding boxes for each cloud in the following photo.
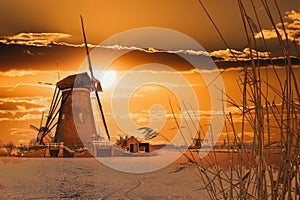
[0,84,55,98]
[255,10,300,45]
[0,33,267,62]
[0,32,293,71]
[0,32,98,48]
[210,48,270,61]
[92,44,271,62]
[9,128,34,136]
[0,70,36,77]
[100,45,279,65]
[285,10,300,21]
[100,44,210,57]
[0,97,50,122]
[0,32,73,47]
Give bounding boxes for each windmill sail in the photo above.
[80,15,110,141]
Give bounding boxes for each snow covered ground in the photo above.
[0,156,207,199]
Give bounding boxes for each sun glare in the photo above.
[97,70,117,89]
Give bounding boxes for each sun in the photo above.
[97,70,117,89]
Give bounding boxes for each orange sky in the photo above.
[0,0,299,145]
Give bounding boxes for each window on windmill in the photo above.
[61,114,65,120]
[79,113,84,122]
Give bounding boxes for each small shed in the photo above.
[125,136,150,153]
[126,136,139,153]
[139,143,150,153]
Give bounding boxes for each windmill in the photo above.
[30,112,54,144]
[29,85,67,145]
[28,16,110,151]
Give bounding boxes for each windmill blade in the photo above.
[40,128,49,144]
[30,125,40,132]
[80,15,95,79]
[38,82,54,86]
[43,87,61,132]
[47,87,59,118]
[94,93,110,140]
[80,15,110,141]
[45,89,71,133]
[39,112,44,130]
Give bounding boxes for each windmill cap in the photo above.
[56,72,92,90]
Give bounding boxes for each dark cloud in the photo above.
[0,102,19,110]
[0,97,50,122]
[0,84,54,98]
[0,42,86,71]
[0,30,299,74]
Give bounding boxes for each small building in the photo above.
[125,136,150,153]
[139,143,150,153]
[126,136,139,153]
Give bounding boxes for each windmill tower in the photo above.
[54,72,97,148]
[30,71,110,153]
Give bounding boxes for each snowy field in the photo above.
[0,156,207,199]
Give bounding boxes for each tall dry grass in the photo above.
[173,0,300,199]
